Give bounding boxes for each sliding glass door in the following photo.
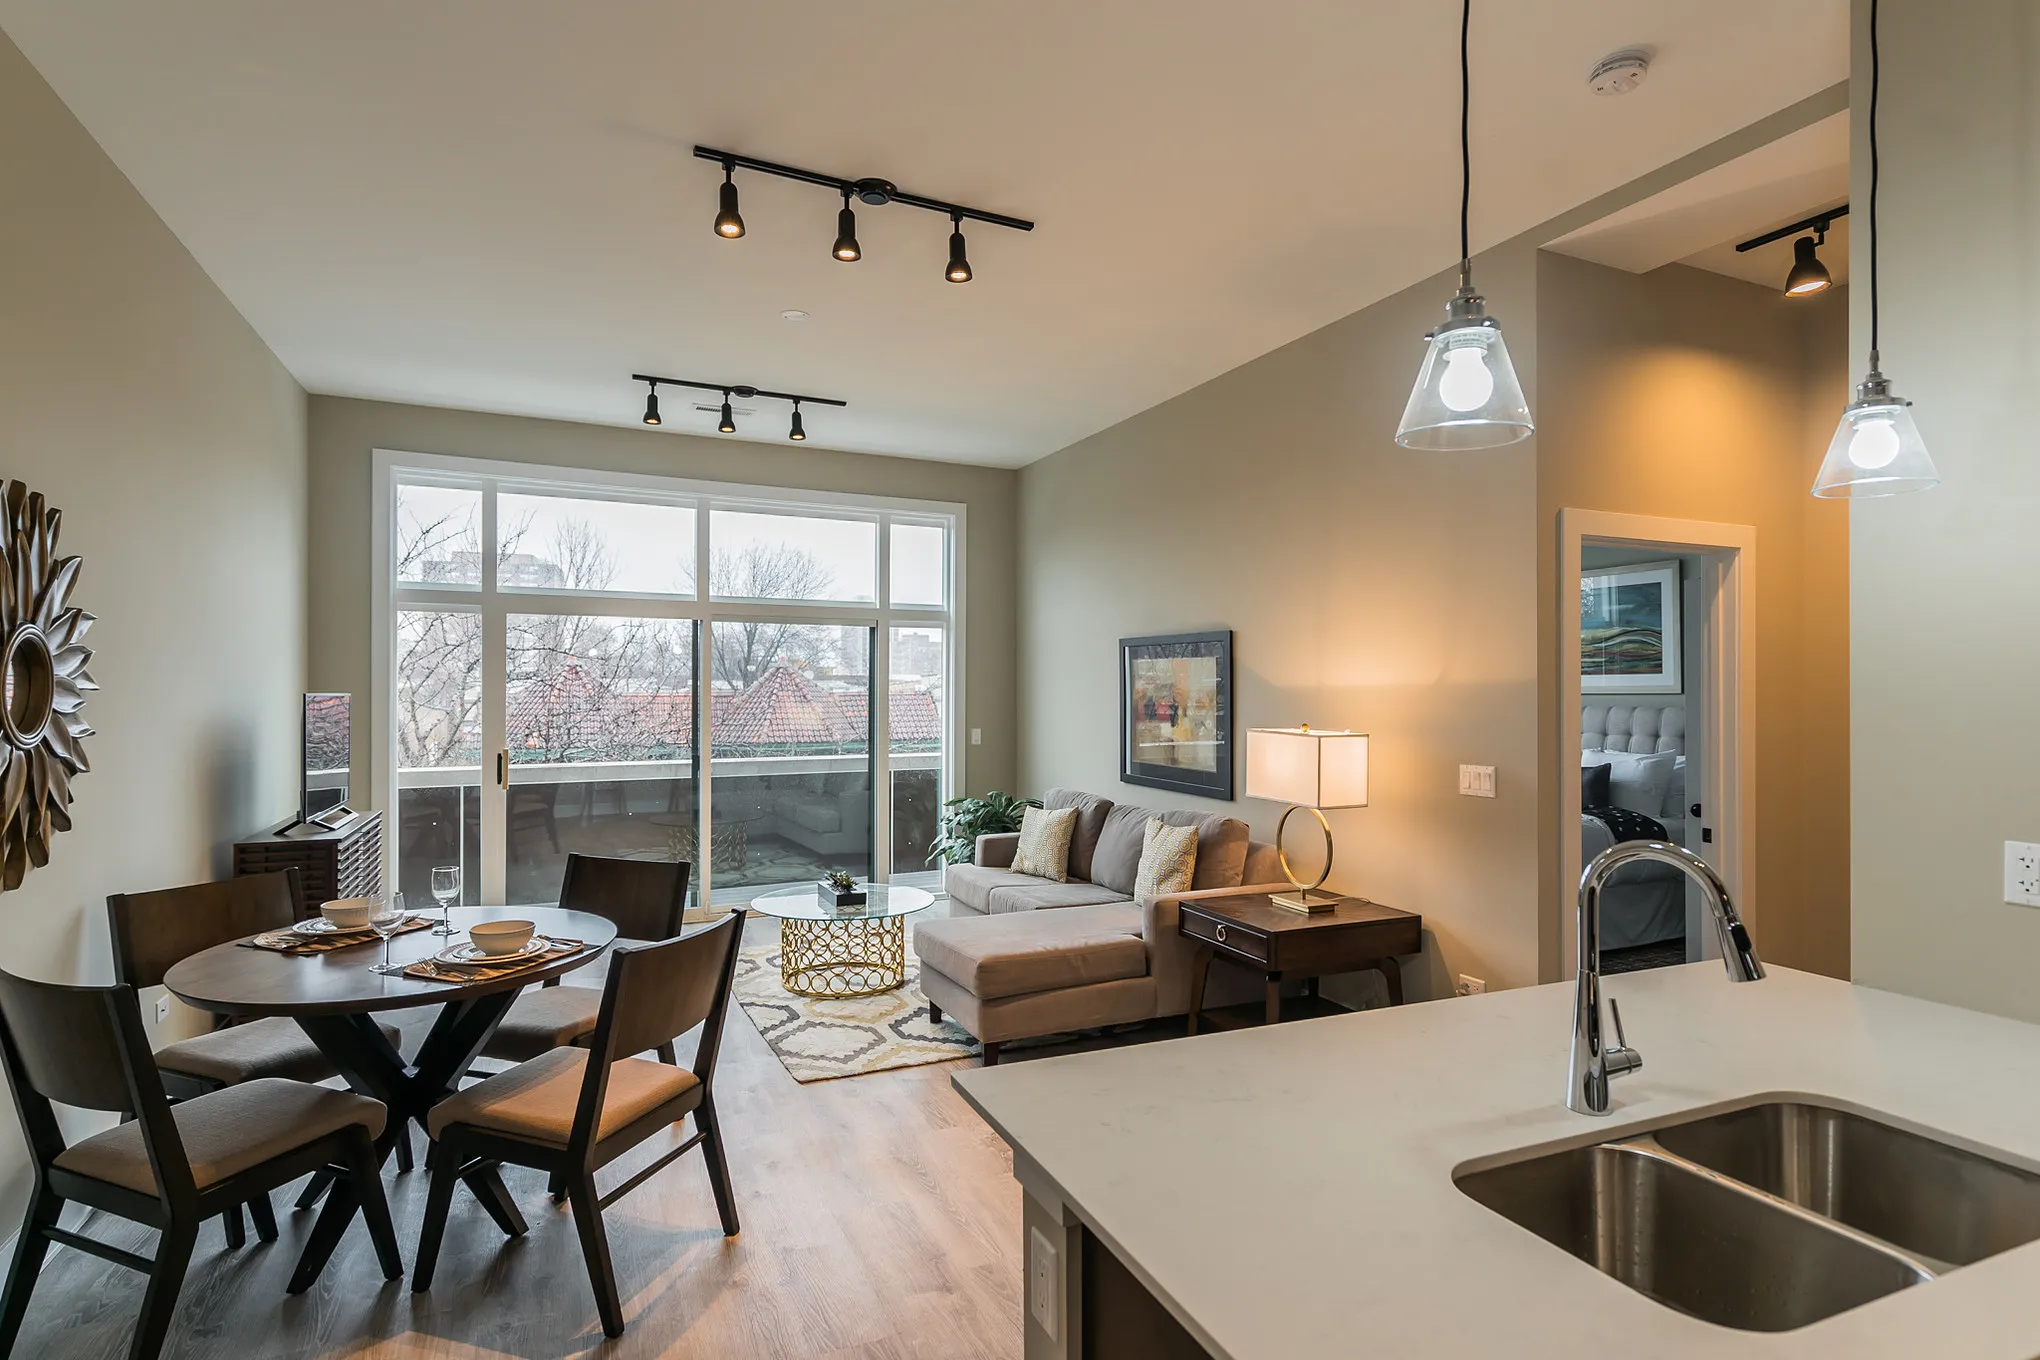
[381,459,958,911]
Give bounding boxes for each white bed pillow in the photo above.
[1664,756,1687,819]
[1583,749,1678,819]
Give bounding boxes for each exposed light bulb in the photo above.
[1438,345,1495,413]
[1847,415,1902,469]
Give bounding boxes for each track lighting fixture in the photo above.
[631,374,845,442]
[946,213,972,283]
[714,157,745,239]
[696,145,1031,279]
[1734,205,1848,299]
[833,189,861,262]
[1396,0,1533,450]
[1812,0,1937,498]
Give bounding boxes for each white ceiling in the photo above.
[0,1,1848,466]
[1549,112,1850,292]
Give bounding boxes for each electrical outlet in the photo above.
[970,727,983,746]
[2007,841,2040,907]
[1028,1226,1059,1339]
[1458,765,1496,798]
[1455,974,1487,996]
[156,995,172,1024]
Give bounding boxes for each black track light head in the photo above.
[718,396,736,434]
[833,190,861,262]
[1785,234,1833,297]
[715,173,745,239]
[642,383,661,426]
[946,214,972,283]
[789,401,806,441]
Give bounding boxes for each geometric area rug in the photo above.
[732,932,982,1084]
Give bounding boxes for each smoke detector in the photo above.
[1588,49,1650,96]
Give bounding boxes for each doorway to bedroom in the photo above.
[1558,511,1756,980]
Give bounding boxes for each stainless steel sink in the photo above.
[1456,1099,2040,1331]
[1654,1100,2040,1269]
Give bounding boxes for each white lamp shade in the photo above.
[1245,728,1369,809]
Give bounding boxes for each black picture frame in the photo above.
[1119,630,1234,800]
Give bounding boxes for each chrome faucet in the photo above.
[1567,840,1764,1116]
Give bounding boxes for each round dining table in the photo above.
[165,905,617,1247]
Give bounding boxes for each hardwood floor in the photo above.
[9,985,1027,1358]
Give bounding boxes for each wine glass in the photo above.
[368,891,408,975]
[430,864,462,936]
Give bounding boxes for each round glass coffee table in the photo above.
[747,882,936,998]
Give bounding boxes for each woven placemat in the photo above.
[241,916,436,955]
[401,937,590,983]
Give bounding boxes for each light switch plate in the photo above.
[1459,765,1497,798]
[970,727,983,746]
[1028,1226,1059,1339]
[2007,841,2040,907]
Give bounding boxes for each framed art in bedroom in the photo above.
[1581,561,1682,694]
[1120,630,1233,799]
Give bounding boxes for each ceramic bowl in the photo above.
[469,919,535,957]
[320,898,374,930]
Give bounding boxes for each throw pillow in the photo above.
[1581,762,1612,807]
[1133,818,1199,908]
[1010,805,1078,882]
[1603,751,1677,818]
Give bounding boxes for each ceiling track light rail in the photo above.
[632,374,845,442]
[1733,204,1849,255]
[695,145,1032,279]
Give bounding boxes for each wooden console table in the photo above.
[1180,892,1422,1033]
[233,811,384,919]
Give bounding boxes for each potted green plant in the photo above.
[927,791,1041,867]
[819,868,866,910]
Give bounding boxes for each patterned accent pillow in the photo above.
[1011,805,1078,882]
[1133,818,1199,908]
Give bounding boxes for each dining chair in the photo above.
[414,909,745,1338]
[0,969,402,1360]
[107,868,411,1235]
[479,854,693,1065]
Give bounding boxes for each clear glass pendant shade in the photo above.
[1396,287,1534,450]
[1811,372,1940,498]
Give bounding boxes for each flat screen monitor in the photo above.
[302,693,352,826]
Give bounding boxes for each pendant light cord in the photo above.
[1459,0,1472,282]
[1867,0,1882,366]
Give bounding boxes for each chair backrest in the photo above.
[0,970,193,1201]
[558,854,691,943]
[108,869,303,991]
[574,911,744,1147]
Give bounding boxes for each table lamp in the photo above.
[1244,725,1369,913]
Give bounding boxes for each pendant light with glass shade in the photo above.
[1812,0,1939,498]
[1395,0,1533,450]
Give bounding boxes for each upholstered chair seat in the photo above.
[155,1016,404,1087]
[427,1048,699,1147]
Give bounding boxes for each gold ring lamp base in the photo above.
[1271,804,1344,914]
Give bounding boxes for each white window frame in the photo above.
[370,448,966,904]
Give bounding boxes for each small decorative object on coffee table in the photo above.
[750,882,935,998]
[1180,891,1420,1032]
[819,869,867,910]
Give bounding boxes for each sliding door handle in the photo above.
[497,749,509,791]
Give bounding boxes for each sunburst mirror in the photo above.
[0,481,94,889]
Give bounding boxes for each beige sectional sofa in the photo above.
[914,788,1283,1062]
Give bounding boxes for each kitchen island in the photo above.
[954,964,2040,1359]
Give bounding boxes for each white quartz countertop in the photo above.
[953,965,2040,1359]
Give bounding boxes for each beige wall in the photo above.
[1849,0,2040,1015]
[1018,246,1546,998]
[0,30,308,1219]
[1535,254,1852,978]
[306,397,1020,799]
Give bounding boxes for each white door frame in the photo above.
[1558,509,1757,976]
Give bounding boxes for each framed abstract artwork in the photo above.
[1581,561,1682,694]
[1119,631,1233,799]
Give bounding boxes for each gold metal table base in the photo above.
[778,914,907,997]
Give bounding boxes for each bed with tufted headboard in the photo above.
[1581,702,1689,951]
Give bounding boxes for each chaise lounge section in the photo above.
[915,789,1284,1061]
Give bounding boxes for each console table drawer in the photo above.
[1180,908,1270,963]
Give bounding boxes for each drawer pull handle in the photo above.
[1215,924,1229,943]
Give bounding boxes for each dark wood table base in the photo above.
[1179,893,1421,1036]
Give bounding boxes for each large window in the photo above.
[380,458,960,909]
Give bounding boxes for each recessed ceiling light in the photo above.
[781,309,810,322]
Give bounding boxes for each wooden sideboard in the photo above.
[233,810,383,919]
